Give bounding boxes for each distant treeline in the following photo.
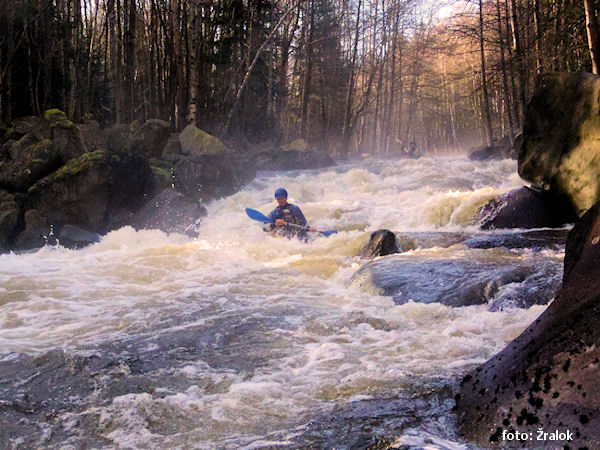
[0,0,597,154]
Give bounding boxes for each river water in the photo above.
[0,157,566,448]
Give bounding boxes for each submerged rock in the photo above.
[456,201,600,447]
[132,188,207,236]
[519,72,600,217]
[464,229,568,250]
[360,230,400,258]
[475,187,575,229]
[352,250,561,309]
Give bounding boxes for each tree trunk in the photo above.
[300,0,314,140]
[584,0,600,74]
[497,0,515,136]
[341,0,362,155]
[479,0,494,146]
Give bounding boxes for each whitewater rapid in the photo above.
[0,157,565,448]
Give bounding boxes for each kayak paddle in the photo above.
[245,208,338,237]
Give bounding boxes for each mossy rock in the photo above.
[28,139,54,157]
[43,109,75,131]
[54,150,105,181]
[179,124,228,156]
[151,165,173,190]
[282,138,309,152]
[0,138,59,192]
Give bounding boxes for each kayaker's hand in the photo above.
[275,219,286,227]
[308,227,317,232]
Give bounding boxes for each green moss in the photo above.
[44,109,75,130]
[54,150,105,181]
[151,165,173,187]
[26,139,53,157]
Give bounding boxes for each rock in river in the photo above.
[456,200,600,447]
[360,229,400,258]
[475,187,575,230]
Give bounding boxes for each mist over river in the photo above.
[0,157,566,448]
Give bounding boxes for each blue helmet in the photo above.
[274,188,288,198]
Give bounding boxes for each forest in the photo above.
[1,0,598,155]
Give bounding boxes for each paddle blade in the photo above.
[245,208,272,224]
[320,230,338,237]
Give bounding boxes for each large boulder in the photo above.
[3,115,48,141]
[519,72,600,217]
[0,137,60,191]
[456,201,600,447]
[78,120,107,153]
[255,139,336,170]
[172,125,253,201]
[132,188,207,236]
[179,124,228,156]
[351,251,560,310]
[43,109,87,162]
[128,119,171,158]
[475,187,575,229]
[0,191,21,250]
[15,150,153,249]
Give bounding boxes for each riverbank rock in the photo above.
[14,150,153,249]
[43,109,87,162]
[132,188,207,236]
[129,119,171,158]
[475,187,575,229]
[0,191,21,250]
[360,230,400,258]
[456,201,600,447]
[519,72,600,217]
[255,139,335,170]
[172,124,254,201]
[0,137,60,191]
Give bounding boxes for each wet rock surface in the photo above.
[456,201,600,447]
[132,188,207,236]
[57,224,101,249]
[352,251,561,310]
[476,187,575,230]
[361,230,400,258]
[519,72,600,217]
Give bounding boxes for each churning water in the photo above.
[0,157,566,448]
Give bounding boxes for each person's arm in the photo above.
[268,209,286,227]
[292,205,307,226]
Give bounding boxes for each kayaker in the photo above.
[263,188,316,238]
